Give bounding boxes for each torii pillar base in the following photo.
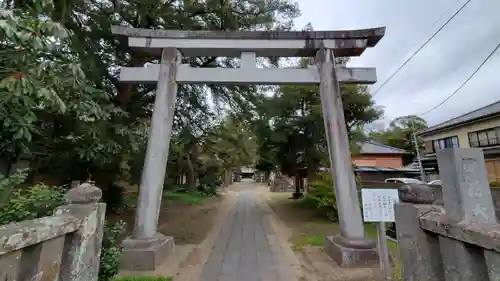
[324,235,379,267]
[121,233,175,271]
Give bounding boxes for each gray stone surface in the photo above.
[121,233,175,271]
[0,213,80,255]
[417,185,500,220]
[316,47,377,263]
[398,183,437,204]
[419,208,500,250]
[57,183,106,281]
[437,148,494,280]
[437,148,496,223]
[394,148,500,281]
[110,26,386,57]
[395,203,444,281]
[111,25,385,43]
[199,182,297,281]
[0,182,107,281]
[323,235,378,267]
[66,182,103,204]
[118,48,181,273]
[133,48,181,240]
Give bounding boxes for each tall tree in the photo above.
[0,2,128,181]
[4,0,300,189]
[252,58,383,180]
[369,115,428,164]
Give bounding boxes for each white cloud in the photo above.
[294,0,500,126]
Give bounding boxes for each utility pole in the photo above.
[411,119,426,182]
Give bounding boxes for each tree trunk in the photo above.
[292,172,303,199]
[228,170,233,184]
[184,154,196,191]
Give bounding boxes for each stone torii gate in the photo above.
[111,26,386,271]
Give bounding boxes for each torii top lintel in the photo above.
[111,26,385,57]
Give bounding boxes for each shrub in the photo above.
[0,170,65,225]
[196,183,218,196]
[197,172,222,196]
[0,170,127,281]
[100,220,127,281]
[304,172,338,221]
[0,183,65,225]
[0,168,29,206]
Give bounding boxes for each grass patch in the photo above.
[114,276,172,281]
[163,191,206,204]
[364,223,401,280]
[123,190,209,206]
[288,223,402,279]
[292,196,319,210]
[291,233,324,252]
[271,193,403,279]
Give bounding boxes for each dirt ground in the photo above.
[118,188,237,279]
[263,191,386,281]
[112,194,224,245]
[157,197,223,244]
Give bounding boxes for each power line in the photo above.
[428,0,462,30]
[409,42,499,173]
[372,0,474,97]
[419,43,500,116]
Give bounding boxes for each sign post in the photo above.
[361,188,399,280]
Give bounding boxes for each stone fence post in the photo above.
[395,148,500,281]
[435,148,499,281]
[395,183,444,280]
[56,182,106,281]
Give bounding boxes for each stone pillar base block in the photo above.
[324,235,379,267]
[121,233,174,271]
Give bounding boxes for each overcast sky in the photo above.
[293,0,500,129]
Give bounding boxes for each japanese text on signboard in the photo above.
[361,189,399,222]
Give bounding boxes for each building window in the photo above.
[469,127,500,147]
[432,136,459,152]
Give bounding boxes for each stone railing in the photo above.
[395,148,500,281]
[0,183,106,281]
[362,181,500,220]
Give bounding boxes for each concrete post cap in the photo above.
[66,182,103,204]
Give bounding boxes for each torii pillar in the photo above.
[112,26,385,270]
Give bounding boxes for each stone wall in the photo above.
[395,148,500,281]
[412,185,500,221]
[0,183,106,281]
